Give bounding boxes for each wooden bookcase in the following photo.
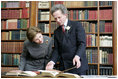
[1,1,30,74]
[34,1,117,75]
[1,1,117,75]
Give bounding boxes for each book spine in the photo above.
[1,42,23,53]
[99,48,113,64]
[86,48,98,64]
[2,53,20,66]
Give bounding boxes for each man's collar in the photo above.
[64,18,68,27]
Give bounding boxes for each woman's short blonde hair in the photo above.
[26,27,41,42]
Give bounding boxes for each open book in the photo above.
[38,70,81,78]
[6,70,81,78]
[6,70,40,76]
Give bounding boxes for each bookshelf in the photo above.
[35,1,116,75]
[112,1,117,75]
[1,1,117,75]
[1,1,30,73]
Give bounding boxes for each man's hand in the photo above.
[73,55,81,68]
[46,61,55,70]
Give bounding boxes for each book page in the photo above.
[56,73,81,78]
[38,70,59,77]
[20,71,38,76]
[6,70,22,76]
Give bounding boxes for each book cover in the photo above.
[38,70,81,78]
[6,70,40,76]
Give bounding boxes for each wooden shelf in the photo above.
[86,32,98,34]
[38,8,49,10]
[38,20,49,22]
[86,46,98,48]
[67,6,97,9]
[1,29,27,31]
[100,64,113,66]
[1,40,25,42]
[99,32,113,34]
[99,6,112,8]
[51,32,98,35]
[51,19,98,22]
[99,19,112,21]
[99,46,112,48]
[1,7,29,10]
[1,18,29,20]
[88,63,98,65]
[1,65,18,67]
[42,33,50,35]
[1,52,21,54]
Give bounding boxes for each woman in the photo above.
[19,27,53,71]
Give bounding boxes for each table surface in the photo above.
[2,75,117,78]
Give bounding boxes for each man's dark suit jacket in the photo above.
[51,20,88,74]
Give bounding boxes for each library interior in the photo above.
[1,1,117,78]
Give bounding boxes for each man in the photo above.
[46,4,88,75]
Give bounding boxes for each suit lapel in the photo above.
[56,20,73,41]
[65,20,73,38]
[57,26,64,41]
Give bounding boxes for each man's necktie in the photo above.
[62,25,65,32]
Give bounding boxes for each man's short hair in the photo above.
[51,4,68,15]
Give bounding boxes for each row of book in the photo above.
[40,22,100,34]
[1,54,20,65]
[99,9,112,20]
[38,9,112,21]
[38,1,49,8]
[1,1,112,9]
[86,48,98,63]
[86,48,113,64]
[99,48,113,64]
[51,22,97,33]
[99,21,113,32]
[51,1,98,7]
[1,8,29,19]
[2,20,111,34]
[51,1,112,8]
[99,1,112,6]
[86,65,98,75]
[51,1,64,7]
[87,66,113,75]
[1,42,23,53]
[68,10,97,20]
[34,22,111,34]
[38,22,58,34]
[38,23,49,33]
[81,22,97,33]
[1,31,26,40]
[1,1,29,8]
[51,22,59,33]
[38,10,50,21]
[1,31,112,44]
[1,19,29,29]
[99,36,112,47]
[86,34,98,46]
[100,67,113,75]
[38,9,111,21]
[68,9,112,20]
